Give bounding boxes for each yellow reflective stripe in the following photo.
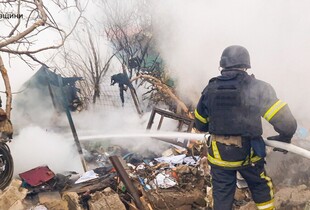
[263,100,287,122]
[256,198,275,210]
[212,141,222,160]
[250,148,254,157]
[207,154,262,168]
[260,171,274,198]
[194,109,208,124]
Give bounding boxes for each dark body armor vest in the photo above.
[205,71,263,137]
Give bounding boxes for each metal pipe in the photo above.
[57,75,87,172]
[109,155,145,210]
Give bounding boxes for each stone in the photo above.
[103,187,112,193]
[38,191,68,210]
[62,192,83,210]
[238,201,257,210]
[8,200,25,210]
[88,191,126,210]
[0,179,27,210]
[275,185,310,208]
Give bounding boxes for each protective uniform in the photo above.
[111,73,135,106]
[194,45,297,210]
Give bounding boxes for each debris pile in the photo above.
[1,140,310,209]
[83,142,212,209]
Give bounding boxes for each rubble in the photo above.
[274,184,310,209]
[144,188,205,210]
[38,191,68,210]
[0,179,27,210]
[62,192,83,210]
[87,191,126,210]
[2,138,310,209]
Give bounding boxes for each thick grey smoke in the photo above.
[151,0,310,125]
[10,126,84,176]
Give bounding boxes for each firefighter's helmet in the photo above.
[220,45,251,69]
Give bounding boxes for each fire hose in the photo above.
[78,131,310,160]
[0,142,14,190]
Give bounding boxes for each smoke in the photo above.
[9,126,84,177]
[148,0,310,187]
[9,85,175,175]
[11,88,66,131]
[9,102,174,176]
[151,0,310,124]
[7,0,310,181]
[71,106,178,154]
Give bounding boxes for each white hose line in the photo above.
[263,139,310,159]
[78,132,209,141]
[77,131,310,160]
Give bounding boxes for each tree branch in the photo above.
[131,74,194,118]
[0,55,12,119]
[0,0,47,48]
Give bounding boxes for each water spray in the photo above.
[77,131,310,160]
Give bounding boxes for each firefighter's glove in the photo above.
[267,135,292,143]
[267,135,291,154]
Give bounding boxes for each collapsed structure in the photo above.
[14,65,83,119]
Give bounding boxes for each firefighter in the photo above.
[194,45,297,210]
[111,73,135,106]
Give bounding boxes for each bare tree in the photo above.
[100,0,160,78]
[0,56,12,119]
[99,0,192,116]
[54,22,117,105]
[0,0,84,190]
[0,0,84,117]
[98,0,164,114]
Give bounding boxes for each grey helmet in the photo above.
[220,45,251,69]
